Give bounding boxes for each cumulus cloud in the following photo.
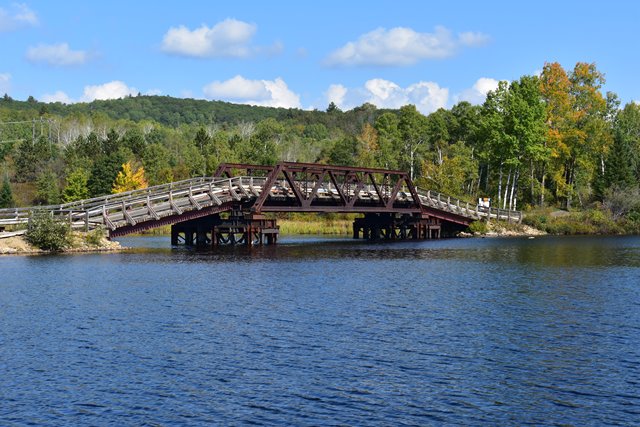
[0,3,38,31]
[327,78,448,114]
[41,90,72,104]
[26,43,88,66]
[81,80,137,102]
[203,75,300,108]
[40,81,140,104]
[325,25,489,67]
[455,77,501,104]
[0,72,10,94]
[161,19,264,58]
[326,84,347,106]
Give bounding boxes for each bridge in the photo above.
[0,162,521,247]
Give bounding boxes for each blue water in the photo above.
[1,235,639,425]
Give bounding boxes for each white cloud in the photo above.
[203,75,300,108]
[81,80,137,102]
[0,72,10,94]
[41,90,72,104]
[327,78,448,114]
[325,25,489,67]
[0,3,38,31]
[145,88,162,96]
[458,31,491,47]
[161,19,258,58]
[26,43,88,66]
[326,84,347,106]
[455,77,501,105]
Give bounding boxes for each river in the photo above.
[1,235,639,425]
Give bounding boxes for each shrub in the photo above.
[26,213,71,251]
[85,227,105,246]
[468,220,488,234]
[603,185,640,220]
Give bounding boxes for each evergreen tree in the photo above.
[88,152,126,197]
[601,134,634,192]
[194,127,211,153]
[0,176,14,208]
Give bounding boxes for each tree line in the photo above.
[1,61,640,224]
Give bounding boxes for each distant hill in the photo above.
[0,95,391,132]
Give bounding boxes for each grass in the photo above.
[522,206,640,235]
[134,214,355,236]
[278,218,352,235]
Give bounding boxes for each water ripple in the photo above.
[1,235,639,425]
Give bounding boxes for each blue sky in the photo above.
[1,1,638,114]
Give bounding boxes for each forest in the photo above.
[2,61,640,233]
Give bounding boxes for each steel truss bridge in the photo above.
[0,162,522,247]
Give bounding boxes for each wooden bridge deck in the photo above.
[0,162,522,237]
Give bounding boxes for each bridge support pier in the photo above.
[353,213,441,241]
[171,214,221,248]
[211,211,279,247]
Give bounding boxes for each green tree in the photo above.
[88,151,126,197]
[326,101,342,113]
[34,170,61,205]
[504,75,547,209]
[374,112,401,169]
[62,168,90,202]
[427,108,451,166]
[0,176,14,208]
[480,76,547,210]
[561,62,611,208]
[398,105,428,180]
[613,102,640,181]
[14,136,50,182]
[123,128,146,158]
[103,129,122,154]
[194,127,212,153]
[238,118,282,165]
[419,141,478,197]
[328,137,357,166]
[143,143,173,185]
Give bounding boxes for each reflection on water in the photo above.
[1,235,639,425]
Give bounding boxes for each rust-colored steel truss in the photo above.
[215,162,423,214]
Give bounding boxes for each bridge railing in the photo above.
[0,175,248,230]
[416,188,522,222]
[83,176,251,230]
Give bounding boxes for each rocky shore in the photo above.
[0,231,124,255]
[460,221,547,238]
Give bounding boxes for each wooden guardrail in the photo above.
[416,189,522,223]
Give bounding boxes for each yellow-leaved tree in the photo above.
[112,161,148,194]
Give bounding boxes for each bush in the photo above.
[26,213,71,251]
[468,220,488,234]
[603,185,640,220]
[85,227,105,246]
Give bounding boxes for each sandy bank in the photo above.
[0,231,124,255]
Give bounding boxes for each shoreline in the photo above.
[0,232,125,255]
